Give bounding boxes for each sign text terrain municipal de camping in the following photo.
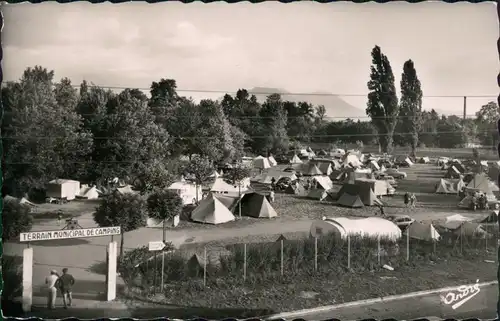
[19,226,121,242]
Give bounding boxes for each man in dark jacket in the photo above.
[57,268,75,309]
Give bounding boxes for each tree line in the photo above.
[2,46,498,198]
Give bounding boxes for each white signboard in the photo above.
[440,279,481,310]
[149,241,166,251]
[20,226,121,242]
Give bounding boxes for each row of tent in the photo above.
[310,213,495,243]
[147,191,278,226]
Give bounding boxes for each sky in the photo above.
[2,1,498,116]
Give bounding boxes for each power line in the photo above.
[2,129,495,141]
[0,112,482,120]
[2,80,497,99]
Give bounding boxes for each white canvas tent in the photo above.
[290,154,303,164]
[191,193,236,224]
[77,185,99,200]
[115,184,137,195]
[210,177,250,196]
[267,155,278,167]
[253,156,271,169]
[310,217,401,241]
[167,181,203,205]
[405,221,440,241]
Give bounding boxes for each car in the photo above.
[376,173,397,186]
[384,168,407,179]
[387,215,415,230]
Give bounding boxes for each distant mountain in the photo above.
[247,87,366,120]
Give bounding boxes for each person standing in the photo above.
[45,270,59,309]
[403,192,410,208]
[58,268,75,309]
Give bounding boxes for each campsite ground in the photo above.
[7,157,500,319]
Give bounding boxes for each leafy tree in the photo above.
[133,159,175,195]
[2,66,93,196]
[183,155,215,202]
[399,60,423,159]
[435,117,467,148]
[419,109,440,147]
[168,97,202,158]
[366,46,399,153]
[258,94,290,155]
[93,193,148,259]
[315,105,327,122]
[475,101,499,149]
[147,190,183,242]
[226,165,251,218]
[77,87,170,184]
[54,77,79,111]
[148,78,179,126]
[2,200,33,242]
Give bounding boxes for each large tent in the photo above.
[453,221,489,238]
[167,181,203,205]
[191,193,236,224]
[253,156,272,169]
[405,221,440,241]
[267,155,278,167]
[46,179,81,200]
[77,185,99,200]
[210,177,250,196]
[337,183,381,206]
[310,217,401,241]
[466,173,492,194]
[444,166,462,179]
[239,192,278,218]
[355,178,391,196]
[302,163,323,176]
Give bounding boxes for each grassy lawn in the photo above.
[30,199,101,221]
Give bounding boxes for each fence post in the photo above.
[406,228,410,261]
[377,235,381,265]
[243,243,247,282]
[161,250,165,292]
[347,235,351,269]
[280,239,284,276]
[153,252,157,294]
[314,237,318,272]
[203,247,207,287]
[460,227,463,255]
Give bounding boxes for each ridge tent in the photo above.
[435,178,463,194]
[191,193,236,224]
[310,217,401,241]
[337,193,365,208]
[331,160,342,170]
[302,164,323,176]
[405,221,440,241]
[77,185,99,200]
[466,173,491,193]
[368,160,380,171]
[307,188,337,202]
[19,197,37,207]
[210,177,250,196]
[476,211,499,223]
[312,175,334,191]
[253,156,272,169]
[453,221,489,238]
[337,183,380,206]
[285,182,307,196]
[239,192,278,218]
[290,154,303,164]
[215,194,242,212]
[419,157,431,164]
[355,178,390,196]
[444,166,462,179]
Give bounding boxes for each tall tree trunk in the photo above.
[410,135,418,160]
[120,231,125,261]
[238,183,242,218]
[162,220,167,242]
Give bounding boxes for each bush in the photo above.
[2,201,33,242]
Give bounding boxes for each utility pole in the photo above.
[463,96,467,121]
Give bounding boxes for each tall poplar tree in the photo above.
[366,46,399,153]
[399,59,423,159]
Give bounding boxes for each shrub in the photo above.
[2,201,33,242]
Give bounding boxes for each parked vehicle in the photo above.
[387,214,415,230]
[384,168,407,179]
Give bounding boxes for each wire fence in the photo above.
[123,226,498,295]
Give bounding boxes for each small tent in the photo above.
[290,154,303,164]
[317,150,328,156]
[302,164,323,176]
[419,157,431,164]
[312,176,334,191]
[115,184,137,195]
[466,173,492,194]
[405,221,440,241]
[210,177,249,196]
[355,178,390,196]
[77,185,99,200]
[337,193,365,208]
[435,179,462,194]
[191,193,236,224]
[46,179,81,200]
[239,192,278,218]
[267,155,278,167]
[307,188,336,202]
[285,182,308,196]
[253,156,271,169]
[444,166,462,179]
[167,181,203,205]
[453,221,489,238]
